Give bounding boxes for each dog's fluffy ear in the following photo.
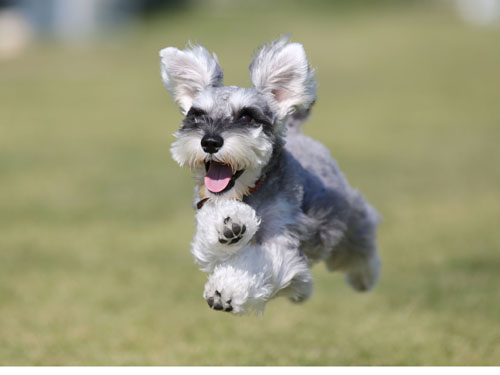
[249,37,316,119]
[159,44,223,114]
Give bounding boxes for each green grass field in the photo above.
[1,2,499,365]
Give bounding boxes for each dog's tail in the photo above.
[285,103,314,133]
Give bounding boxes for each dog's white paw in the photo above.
[211,200,259,247]
[216,216,248,246]
[204,274,251,314]
[203,257,273,315]
[203,285,236,313]
[192,200,260,271]
[345,253,381,292]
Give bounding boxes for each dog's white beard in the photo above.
[170,126,273,198]
[170,129,206,169]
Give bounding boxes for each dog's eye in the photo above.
[240,114,253,122]
[238,109,255,123]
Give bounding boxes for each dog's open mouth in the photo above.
[204,161,244,194]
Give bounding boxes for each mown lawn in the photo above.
[1,2,499,365]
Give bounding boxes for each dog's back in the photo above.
[282,109,381,290]
[285,108,351,197]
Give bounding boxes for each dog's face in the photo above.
[160,38,316,199]
[170,86,276,199]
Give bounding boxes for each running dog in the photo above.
[159,37,381,314]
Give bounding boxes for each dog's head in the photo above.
[159,37,316,199]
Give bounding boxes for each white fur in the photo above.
[203,237,312,315]
[249,37,316,119]
[191,199,260,272]
[203,245,273,314]
[159,45,223,114]
[170,129,205,168]
[196,198,314,315]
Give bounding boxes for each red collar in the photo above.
[196,174,265,210]
[248,174,265,195]
[196,198,210,210]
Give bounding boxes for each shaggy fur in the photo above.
[159,37,381,315]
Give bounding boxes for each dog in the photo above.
[159,37,381,314]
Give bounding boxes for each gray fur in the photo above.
[248,125,379,270]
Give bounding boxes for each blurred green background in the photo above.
[1,0,499,365]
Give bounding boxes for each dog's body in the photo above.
[160,38,381,314]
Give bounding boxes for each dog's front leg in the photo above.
[203,234,313,314]
[191,199,260,272]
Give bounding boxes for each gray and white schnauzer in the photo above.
[159,37,381,315]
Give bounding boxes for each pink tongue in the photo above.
[204,162,233,193]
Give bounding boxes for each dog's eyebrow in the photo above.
[236,106,272,126]
[186,107,207,117]
[181,107,211,131]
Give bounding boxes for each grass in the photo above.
[1,2,499,365]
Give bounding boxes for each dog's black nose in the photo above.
[201,135,223,154]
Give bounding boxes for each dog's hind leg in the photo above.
[324,192,381,291]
